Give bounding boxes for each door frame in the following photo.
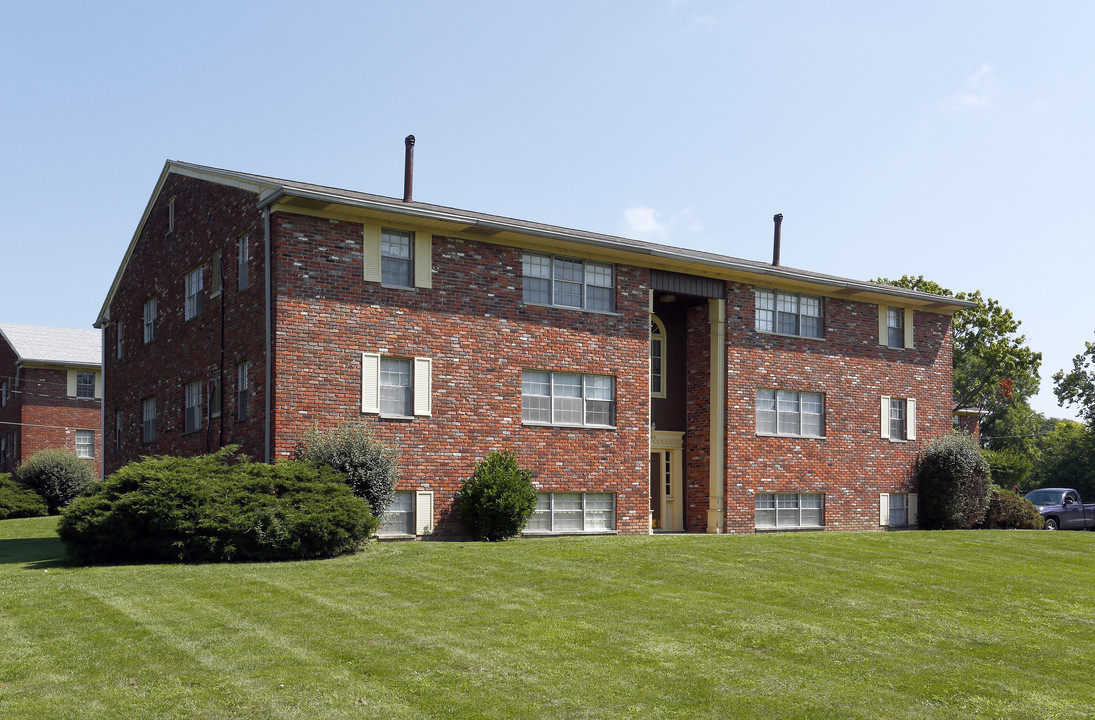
[651,431,685,532]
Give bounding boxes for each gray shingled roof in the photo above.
[0,322,102,366]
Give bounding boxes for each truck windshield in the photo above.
[1025,490,1064,505]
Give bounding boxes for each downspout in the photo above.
[263,207,272,463]
[99,322,106,480]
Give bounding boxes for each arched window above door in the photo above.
[651,316,667,398]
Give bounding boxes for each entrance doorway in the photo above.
[650,431,684,531]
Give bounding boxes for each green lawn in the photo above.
[1,518,1092,719]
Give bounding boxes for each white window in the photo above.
[756,390,824,437]
[238,235,250,291]
[116,320,123,360]
[381,228,414,287]
[522,252,614,312]
[75,430,94,459]
[143,297,157,343]
[522,371,615,428]
[377,490,434,537]
[76,371,96,400]
[167,196,175,233]
[211,250,223,297]
[880,493,918,527]
[185,267,203,320]
[360,353,431,417]
[651,316,666,398]
[755,493,824,529]
[881,396,916,442]
[184,380,202,433]
[209,376,221,418]
[1,381,6,407]
[0,436,6,465]
[142,397,156,443]
[237,362,250,421]
[526,492,615,533]
[114,409,121,451]
[887,307,903,348]
[755,289,822,338]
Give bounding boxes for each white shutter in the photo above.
[413,357,432,416]
[880,396,890,438]
[414,231,432,289]
[94,372,103,399]
[907,398,917,440]
[648,289,654,313]
[361,352,380,413]
[877,305,888,346]
[908,493,918,526]
[363,224,382,283]
[415,490,434,535]
[880,494,891,526]
[904,308,915,349]
[67,370,77,397]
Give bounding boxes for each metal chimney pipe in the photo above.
[772,213,783,266]
[403,135,415,202]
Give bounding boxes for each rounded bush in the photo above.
[458,450,537,541]
[15,448,95,513]
[916,433,992,530]
[0,473,49,520]
[978,485,1044,530]
[292,420,398,518]
[57,446,378,564]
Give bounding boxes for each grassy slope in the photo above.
[1,517,1093,719]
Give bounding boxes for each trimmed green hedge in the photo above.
[458,450,537,541]
[0,473,49,520]
[58,447,378,564]
[978,486,1044,530]
[15,449,95,513]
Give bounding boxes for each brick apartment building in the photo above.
[95,157,972,536]
[0,322,103,478]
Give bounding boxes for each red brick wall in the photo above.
[0,337,101,478]
[721,281,953,533]
[684,302,712,532]
[103,173,266,474]
[268,212,652,535]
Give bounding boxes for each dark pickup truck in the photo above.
[1024,488,1095,530]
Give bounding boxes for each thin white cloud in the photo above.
[623,206,704,242]
[955,63,994,110]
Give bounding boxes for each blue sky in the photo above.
[2,1,1092,420]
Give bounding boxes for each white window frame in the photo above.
[237,362,250,421]
[1,381,6,407]
[76,371,96,400]
[209,376,221,419]
[879,305,915,349]
[380,228,414,288]
[651,316,667,398]
[143,297,157,343]
[880,493,918,527]
[211,250,223,297]
[75,430,94,459]
[755,289,823,338]
[238,235,250,291]
[116,320,123,360]
[521,252,615,312]
[525,492,616,534]
[184,266,203,320]
[142,397,156,444]
[363,223,432,289]
[377,490,434,537]
[360,353,431,417]
[167,196,175,233]
[184,380,202,434]
[521,370,616,428]
[881,396,916,442]
[755,389,824,437]
[755,492,825,529]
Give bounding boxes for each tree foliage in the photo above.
[916,433,992,530]
[1053,337,1095,427]
[15,448,96,513]
[877,276,1041,417]
[458,450,538,541]
[292,419,399,518]
[1027,420,1095,500]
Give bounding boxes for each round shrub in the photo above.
[15,448,95,513]
[57,446,378,564]
[458,450,537,541]
[0,473,49,520]
[916,433,992,530]
[292,420,398,518]
[978,485,1044,530]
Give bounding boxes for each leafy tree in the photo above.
[982,448,1033,493]
[877,276,1041,418]
[458,450,538,541]
[292,420,399,518]
[15,448,95,513]
[1028,420,1095,499]
[916,433,992,530]
[1053,337,1095,426]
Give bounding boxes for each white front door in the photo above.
[651,431,684,531]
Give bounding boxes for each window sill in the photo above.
[522,301,619,317]
[756,432,826,440]
[754,526,825,533]
[380,283,416,291]
[522,422,617,431]
[376,533,417,541]
[379,414,416,422]
[522,530,618,537]
[756,330,825,341]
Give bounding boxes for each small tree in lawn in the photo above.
[292,420,398,518]
[458,450,538,541]
[15,448,95,514]
[916,433,992,530]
